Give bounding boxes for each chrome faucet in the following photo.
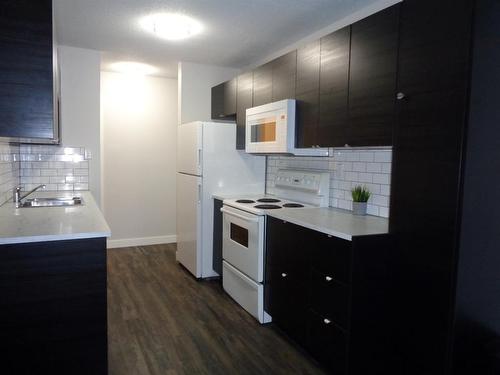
[13,184,46,208]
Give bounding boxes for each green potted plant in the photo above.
[351,185,371,215]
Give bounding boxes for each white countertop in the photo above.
[0,191,111,244]
[266,207,389,241]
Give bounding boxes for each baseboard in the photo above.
[107,235,177,249]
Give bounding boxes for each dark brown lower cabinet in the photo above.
[265,217,391,374]
[0,237,108,375]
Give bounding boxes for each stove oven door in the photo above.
[221,205,265,282]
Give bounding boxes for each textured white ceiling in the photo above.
[54,0,383,78]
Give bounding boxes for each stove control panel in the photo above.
[274,169,330,195]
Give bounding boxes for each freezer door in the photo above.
[176,173,202,278]
[177,121,203,176]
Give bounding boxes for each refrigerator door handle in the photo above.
[198,184,202,203]
[197,149,202,169]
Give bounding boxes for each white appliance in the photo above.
[221,169,330,323]
[176,121,265,278]
[245,99,329,156]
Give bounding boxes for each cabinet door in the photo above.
[318,27,350,147]
[390,0,473,372]
[265,217,309,344]
[295,40,320,148]
[0,0,56,141]
[236,72,253,149]
[348,5,399,146]
[211,79,236,119]
[271,51,296,102]
[0,238,107,374]
[211,83,224,119]
[253,62,273,107]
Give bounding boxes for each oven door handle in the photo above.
[221,207,260,223]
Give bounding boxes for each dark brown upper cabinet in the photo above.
[271,51,297,102]
[318,26,351,147]
[211,78,237,119]
[347,5,400,146]
[295,40,321,148]
[252,62,273,107]
[235,72,253,150]
[0,0,59,143]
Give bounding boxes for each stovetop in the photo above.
[223,195,315,215]
[223,169,331,216]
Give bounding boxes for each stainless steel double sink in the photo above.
[19,197,84,208]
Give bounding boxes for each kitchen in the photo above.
[0,0,499,374]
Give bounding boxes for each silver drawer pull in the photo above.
[325,276,333,282]
[323,318,331,325]
[281,273,287,278]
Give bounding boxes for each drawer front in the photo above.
[306,309,348,375]
[310,231,351,284]
[266,263,308,344]
[309,268,350,329]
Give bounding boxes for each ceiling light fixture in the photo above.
[109,61,158,76]
[140,13,203,41]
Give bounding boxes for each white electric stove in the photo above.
[221,169,330,323]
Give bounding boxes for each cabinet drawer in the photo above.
[310,231,351,284]
[309,268,350,328]
[306,309,348,375]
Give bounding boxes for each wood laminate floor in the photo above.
[108,244,327,375]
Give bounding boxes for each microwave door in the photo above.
[250,118,277,143]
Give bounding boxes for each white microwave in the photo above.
[245,99,329,156]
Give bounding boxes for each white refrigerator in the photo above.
[176,121,265,278]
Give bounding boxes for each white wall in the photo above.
[58,46,102,204]
[178,62,239,125]
[101,71,178,247]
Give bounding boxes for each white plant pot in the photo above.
[352,202,368,216]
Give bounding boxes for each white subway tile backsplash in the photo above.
[0,143,20,205]
[266,148,392,218]
[18,145,90,193]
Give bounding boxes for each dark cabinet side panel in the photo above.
[318,27,351,147]
[295,40,320,148]
[212,199,223,276]
[236,72,253,149]
[253,62,273,107]
[348,5,399,146]
[223,78,237,116]
[271,51,297,102]
[452,1,500,373]
[0,0,55,140]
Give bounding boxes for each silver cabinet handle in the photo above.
[281,273,287,278]
[396,92,406,100]
[325,276,333,282]
[323,318,331,325]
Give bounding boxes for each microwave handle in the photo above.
[221,207,260,223]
